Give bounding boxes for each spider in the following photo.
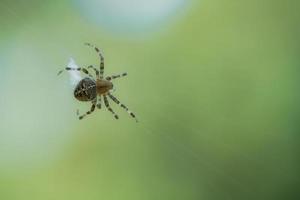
[58,43,138,122]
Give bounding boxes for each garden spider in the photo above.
[58,43,138,122]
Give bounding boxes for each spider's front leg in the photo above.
[78,99,97,120]
[85,43,105,79]
[108,93,138,122]
[106,72,127,81]
[103,95,119,119]
[87,65,100,79]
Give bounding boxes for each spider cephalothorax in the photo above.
[58,43,137,122]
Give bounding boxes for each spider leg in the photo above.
[57,67,93,78]
[78,99,97,120]
[85,43,105,79]
[106,72,127,81]
[97,95,102,109]
[87,65,100,79]
[103,95,119,119]
[108,93,138,122]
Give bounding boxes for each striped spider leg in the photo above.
[87,65,100,79]
[97,95,102,109]
[106,72,128,81]
[57,66,93,79]
[103,95,119,119]
[107,93,138,122]
[85,43,105,79]
[78,98,97,120]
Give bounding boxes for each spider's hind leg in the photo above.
[78,99,97,120]
[108,93,138,122]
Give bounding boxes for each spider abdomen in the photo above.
[74,77,97,101]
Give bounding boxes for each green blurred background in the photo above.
[0,0,299,199]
